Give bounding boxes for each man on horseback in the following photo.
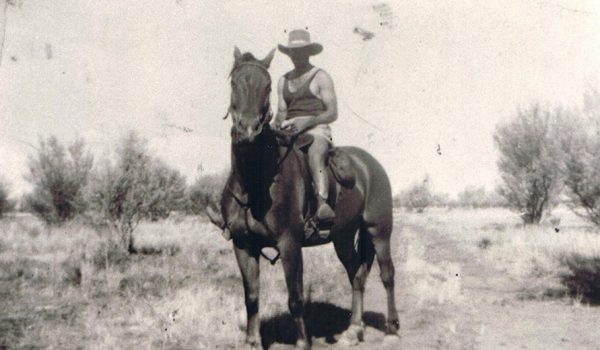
[274,29,337,225]
[206,44,399,349]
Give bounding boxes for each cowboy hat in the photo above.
[278,29,323,56]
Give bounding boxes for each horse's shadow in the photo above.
[260,301,386,349]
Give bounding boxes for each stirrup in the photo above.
[304,217,330,240]
[304,219,319,239]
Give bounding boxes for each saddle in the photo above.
[289,132,356,240]
[212,128,356,243]
[293,133,356,189]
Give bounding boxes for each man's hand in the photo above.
[272,118,283,130]
[281,117,314,135]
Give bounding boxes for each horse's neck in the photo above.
[232,129,283,199]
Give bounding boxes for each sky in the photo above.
[1,0,599,198]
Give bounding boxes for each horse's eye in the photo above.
[231,104,237,110]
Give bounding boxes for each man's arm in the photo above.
[311,70,338,126]
[279,70,338,134]
[273,75,287,128]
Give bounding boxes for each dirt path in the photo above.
[303,216,600,350]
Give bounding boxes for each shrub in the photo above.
[397,175,432,213]
[136,242,181,256]
[0,178,14,217]
[145,162,188,221]
[24,136,93,224]
[88,132,187,252]
[560,254,600,304]
[456,186,508,208]
[392,193,402,208]
[494,104,565,223]
[477,237,492,250]
[562,88,600,227]
[60,257,82,286]
[91,239,129,271]
[431,192,452,208]
[188,171,228,215]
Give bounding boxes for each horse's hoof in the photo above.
[337,324,364,346]
[386,318,400,334]
[245,337,261,350]
[382,334,401,348]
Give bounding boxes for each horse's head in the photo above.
[228,47,275,143]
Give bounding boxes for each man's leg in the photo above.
[308,135,335,222]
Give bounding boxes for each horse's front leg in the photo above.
[279,237,310,350]
[233,239,261,349]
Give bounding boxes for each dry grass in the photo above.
[3,207,600,349]
[403,206,600,302]
[0,214,350,349]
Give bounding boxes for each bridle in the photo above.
[224,61,273,128]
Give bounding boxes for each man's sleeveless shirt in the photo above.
[283,68,326,119]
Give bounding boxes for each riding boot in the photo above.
[316,195,335,223]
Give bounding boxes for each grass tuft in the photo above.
[135,243,181,256]
[559,254,600,304]
[91,240,129,271]
[477,237,492,249]
[118,274,169,297]
[60,257,82,286]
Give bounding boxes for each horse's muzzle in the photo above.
[234,118,264,143]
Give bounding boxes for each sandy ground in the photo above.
[2,210,600,349]
[296,214,600,350]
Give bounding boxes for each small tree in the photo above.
[457,186,488,208]
[188,171,228,215]
[494,104,564,223]
[88,132,187,252]
[24,136,93,224]
[0,178,14,217]
[146,162,188,221]
[431,192,452,208]
[398,175,432,213]
[457,186,506,208]
[562,87,600,226]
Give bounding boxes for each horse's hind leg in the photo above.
[370,226,400,335]
[233,239,261,349]
[333,226,375,345]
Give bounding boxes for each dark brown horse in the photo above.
[210,47,399,349]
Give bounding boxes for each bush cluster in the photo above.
[17,132,204,253]
[493,91,600,226]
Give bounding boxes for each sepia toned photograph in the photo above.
[1,1,600,349]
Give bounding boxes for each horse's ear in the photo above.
[261,48,276,68]
[234,46,242,64]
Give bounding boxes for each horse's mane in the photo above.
[229,52,260,76]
